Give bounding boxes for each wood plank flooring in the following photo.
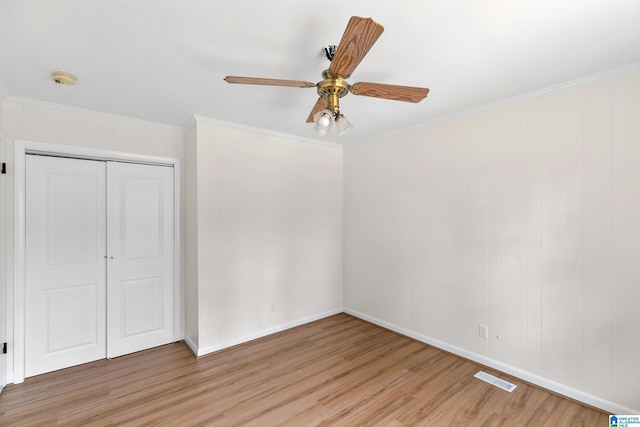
[0,314,609,426]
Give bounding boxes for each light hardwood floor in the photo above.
[0,314,608,426]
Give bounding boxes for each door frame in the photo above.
[14,139,182,383]
[0,133,6,392]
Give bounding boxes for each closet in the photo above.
[25,154,175,377]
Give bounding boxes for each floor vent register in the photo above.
[474,371,517,392]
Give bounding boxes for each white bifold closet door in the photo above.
[25,155,174,377]
[105,161,174,359]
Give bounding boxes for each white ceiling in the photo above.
[1,0,639,144]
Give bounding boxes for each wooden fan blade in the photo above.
[328,16,384,79]
[224,76,317,88]
[350,82,429,103]
[307,97,329,123]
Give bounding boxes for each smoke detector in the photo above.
[52,71,77,85]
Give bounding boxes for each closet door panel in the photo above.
[106,162,174,358]
[25,155,107,377]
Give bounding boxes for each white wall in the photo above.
[1,98,183,379]
[344,69,640,412]
[183,122,199,348]
[190,120,343,354]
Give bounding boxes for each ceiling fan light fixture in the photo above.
[313,108,352,137]
[334,114,353,135]
[313,108,333,128]
[318,111,332,128]
[313,124,329,136]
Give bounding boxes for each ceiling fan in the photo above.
[224,16,430,136]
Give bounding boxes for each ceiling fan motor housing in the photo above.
[318,71,349,115]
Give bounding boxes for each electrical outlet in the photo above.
[478,324,488,339]
[269,302,277,313]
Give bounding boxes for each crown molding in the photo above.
[347,61,640,147]
[191,115,343,149]
[434,61,640,123]
[5,96,182,133]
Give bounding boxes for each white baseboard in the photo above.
[343,307,638,415]
[4,373,14,386]
[193,308,343,358]
[183,335,198,357]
